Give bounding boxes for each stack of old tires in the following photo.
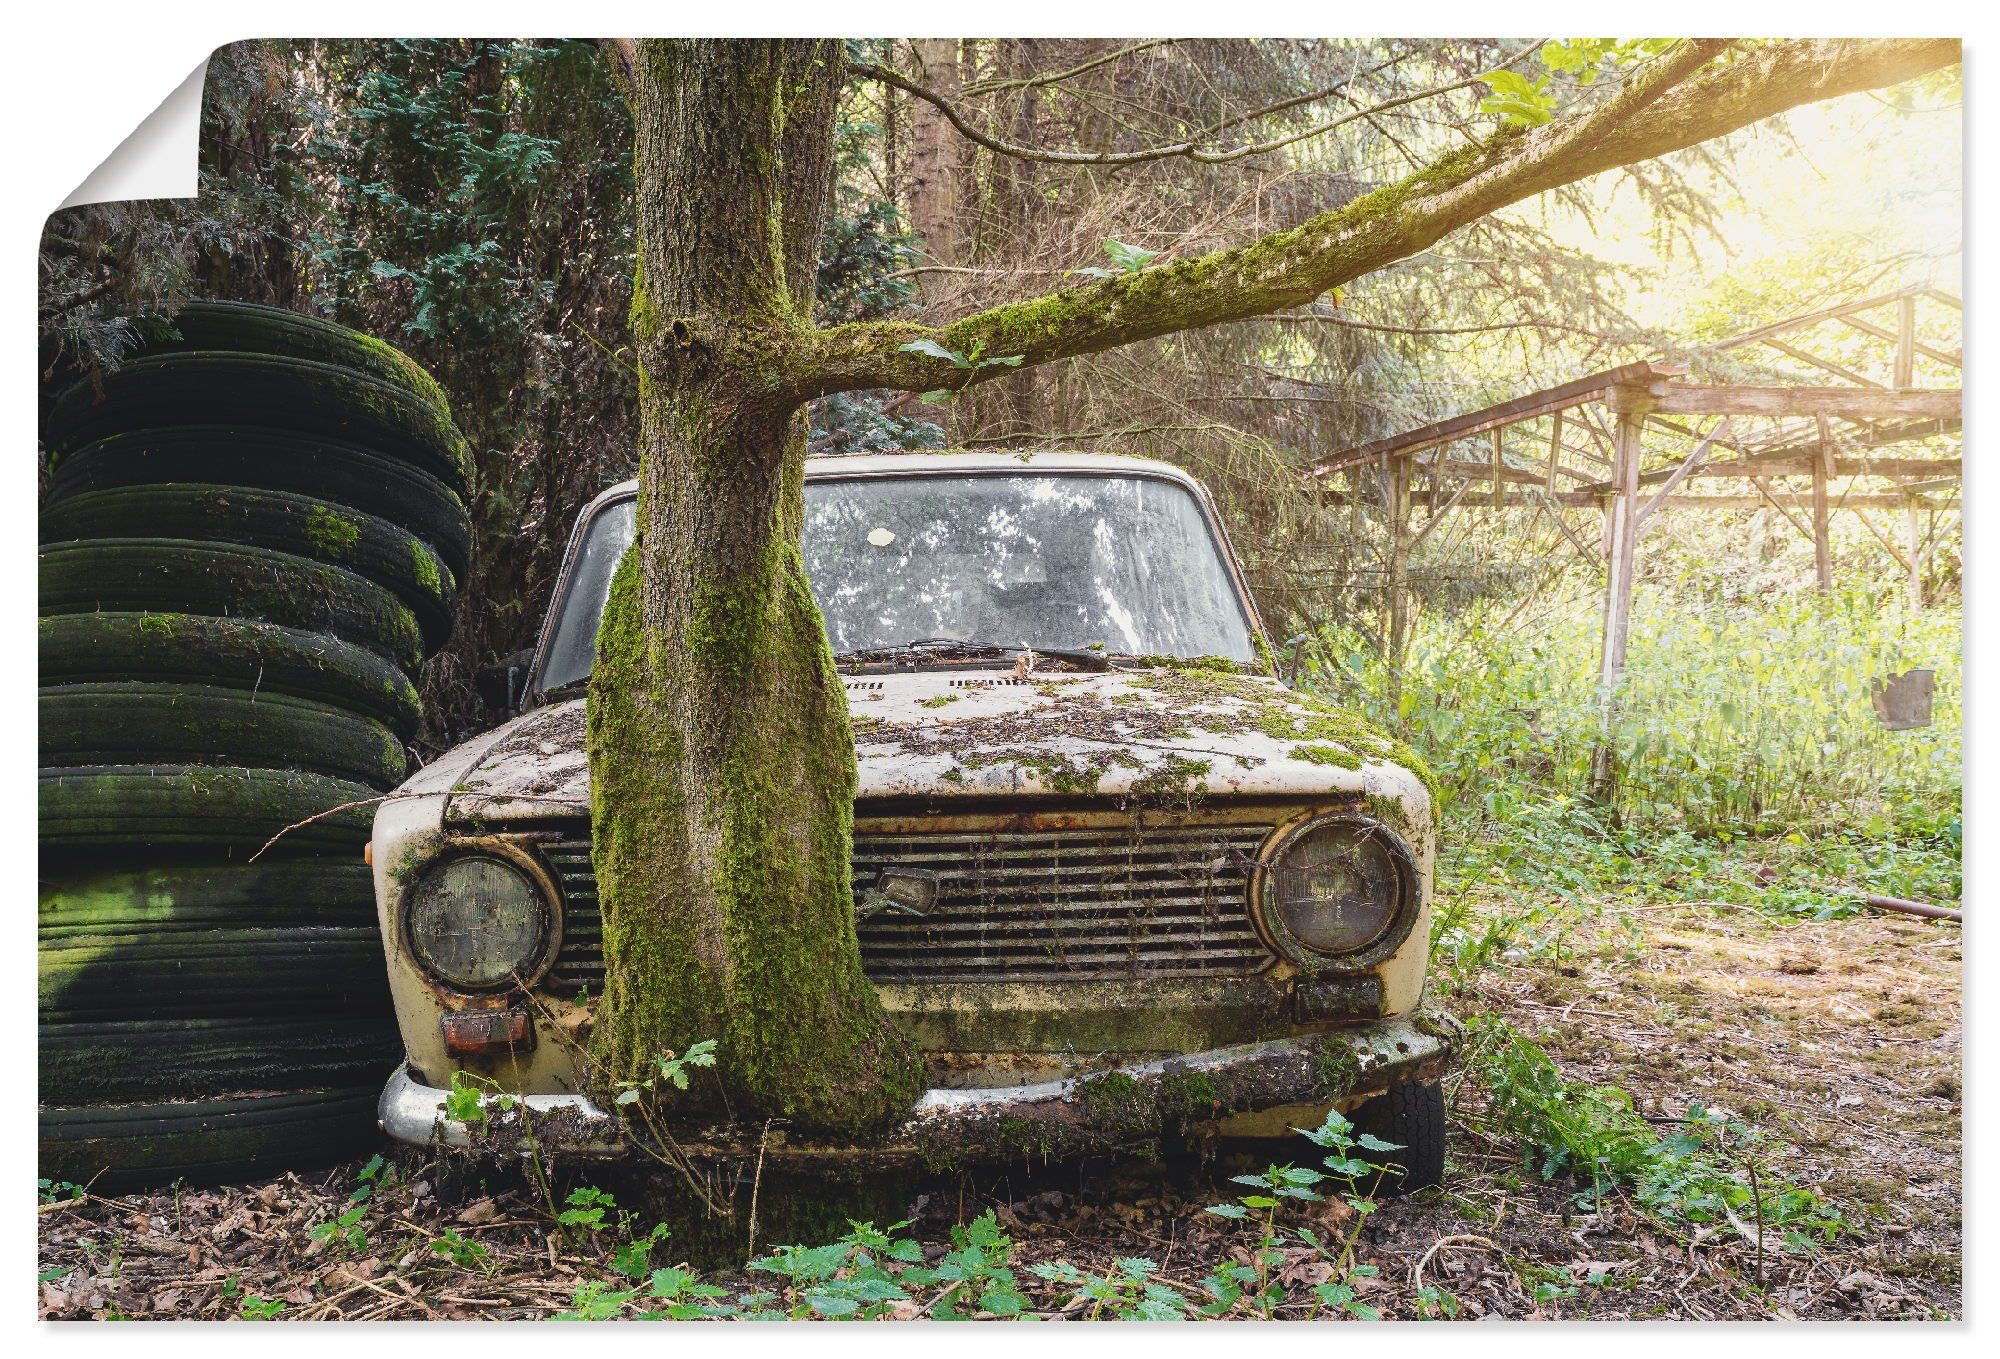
[38,302,472,1189]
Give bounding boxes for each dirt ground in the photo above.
[37,902,1960,1321]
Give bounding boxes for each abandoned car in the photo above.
[372,451,1454,1182]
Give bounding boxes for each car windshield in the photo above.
[536,471,1259,691]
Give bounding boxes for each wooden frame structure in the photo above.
[1308,285,1962,797]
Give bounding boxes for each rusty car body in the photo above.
[371,450,1454,1173]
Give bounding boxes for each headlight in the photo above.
[1258,815,1416,969]
[404,852,556,992]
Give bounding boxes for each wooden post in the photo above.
[1904,496,1925,609]
[1895,293,1917,389]
[1546,411,1562,493]
[1490,428,1505,508]
[1812,413,1834,592]
[1589,412,1643,802]
[1384,456,1412,719]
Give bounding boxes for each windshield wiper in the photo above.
[838,637,1114,672]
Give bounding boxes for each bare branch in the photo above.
[959,39,1176,99]
[847,40,1539,168]
[800,39,1959,400]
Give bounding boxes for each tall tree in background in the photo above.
[588,37,1958,1136]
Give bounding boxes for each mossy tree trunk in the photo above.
[586,39,921,1138]
[586,37,1954,1140]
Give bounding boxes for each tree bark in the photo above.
[903,38,965,304]
[587,39,923,1138]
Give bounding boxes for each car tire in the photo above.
[40,538,425,674]
[41,485,456,648]
[40,857,375,929]
[1349,1078,1447,1194]
[137,300,453,412]
[45,427,473,581]
[38,764,376,856]
[38,924,392,1023]
[39,1018,399,1107]
[38,612,423,738]
[40,683,408,789]
[38,1087,383,1191]
[44,352,472,496]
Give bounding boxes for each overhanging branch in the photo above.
[799,38,1958,402]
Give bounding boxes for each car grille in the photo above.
[538,823,1273,990]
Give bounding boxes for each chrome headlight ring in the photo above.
[400,841,563,994]
[1251,813,1420,973]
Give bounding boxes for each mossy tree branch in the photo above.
[799,38,1958,401]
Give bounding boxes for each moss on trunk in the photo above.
[586,40,922,1141]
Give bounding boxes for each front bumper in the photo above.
[379,1006,1456,1169]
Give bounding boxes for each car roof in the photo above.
[576,449,1210,518]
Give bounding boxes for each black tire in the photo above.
[40,683,408,789]
[45,352,472,496]
[40,1018,399,1106]
[42,485,456,649]
[137,301,453,413]
[38,764,376,857]
[39,612,422,738]
[40,858,375,931]
[1350,1079,1446,1194]
[39,1086,383,1191]
[38,924,392,1022]
[45,426,472,580]
[40,538,425,673]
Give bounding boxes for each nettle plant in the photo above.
[1201,1108,1404,1319]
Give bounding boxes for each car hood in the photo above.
[402,665,1431,826]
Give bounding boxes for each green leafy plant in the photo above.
[1072,237,1160,278]
[1467,1017,1844,1247]
[310,1204,369,1254]
[556,1185,616,1238]
[429,1228,491,1272]
[612,1039,717,1106]
[237,1295,288,1321]
[1413,1284,1463,1319]
[554,1279,643,1320]
[897,338,1026,404]
[37,1178,84,1206]
[1200,1109,1402,1319]
[444,1069,492,1126]
[1479,70,1556,127]
[1030,1256,1190,1320]
[903,1210,1030,1319]
[639,1266,739,1320]
[611,1221,673,1279]
[749,1219,923,1319]
[348,1153,392,1203]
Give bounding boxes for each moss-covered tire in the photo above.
[40,539,425,673]
[39,1018,398,1108]
[38,765,376,857]
[41,485,456,650]
[44,426,472,580]
[40,858,375,931]
[38,612,422,738]
[40,683,408,789]
[1350,1079,1446,1195]
[136,301,452,412]
[45,352,472,496]
[39,1087,383,1191]
[38,922,391,1023]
